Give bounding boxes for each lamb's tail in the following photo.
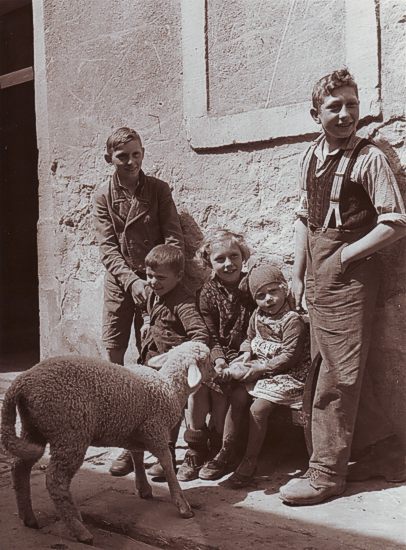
[1,380,44,461]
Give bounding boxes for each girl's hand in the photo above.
[140,323,150,339]
[217,368,233,382]
[230,352,250,365]
[214,358,227,378]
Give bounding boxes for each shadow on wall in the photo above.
[178,209,211,294]
[366,134,406,442]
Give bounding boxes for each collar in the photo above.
[112,170,145,196]
[257,299,291,320]
[153,282,188,305]
[314,133,358,164]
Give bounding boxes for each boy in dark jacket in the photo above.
[141,244,210,478]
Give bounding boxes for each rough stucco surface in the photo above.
[33,0,406,441]
[207,0,345,114]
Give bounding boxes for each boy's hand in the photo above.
[131,279,147,305]
[214,358,232,381]
[340,244,351,273]
[291,275,306,312]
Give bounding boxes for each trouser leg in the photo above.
[306,230,382,477]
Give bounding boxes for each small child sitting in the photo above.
[140,244,210,477]
[225,263,310,488]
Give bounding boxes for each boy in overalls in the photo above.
[279,69,406,505]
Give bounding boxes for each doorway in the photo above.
[0,1,39,371]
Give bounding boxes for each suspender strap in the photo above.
[301,135,323,192]
[322,136,364,231]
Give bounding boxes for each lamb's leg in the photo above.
[46,445,93,545]
[131,450,152,499]
[11,429,46,529]
[153,445,194,518]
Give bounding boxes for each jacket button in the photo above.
[144,239,149,245]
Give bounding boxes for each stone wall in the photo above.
[33,0,406,440]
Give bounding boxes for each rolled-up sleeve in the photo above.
[355,145,406,226]
[295,151,309,220]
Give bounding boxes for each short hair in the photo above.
[196,228,251,268]
[312,68,358,111]
[145,244,185,274]
[106,127,142,155]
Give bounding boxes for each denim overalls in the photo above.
[303,137,393,477]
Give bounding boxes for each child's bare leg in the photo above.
[188,385,210,430]
[244,398,276,462]
[227,398,276,487]
[210,390,228,433]
[208,390,228,456]
[177,386,210,481]
[199,383,250,480]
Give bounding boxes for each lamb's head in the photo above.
[147,341,212,391]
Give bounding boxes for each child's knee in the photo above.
[230,384,249,407]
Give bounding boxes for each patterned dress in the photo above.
[240,302,310,409]
[198,274,255,393]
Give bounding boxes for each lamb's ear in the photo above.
[147,352,169,370]
[187,363,202,389]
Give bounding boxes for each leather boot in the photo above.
[177,428,209,481]
[109,450,134,477]
[199,439,238,480]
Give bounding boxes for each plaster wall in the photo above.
[33,0,406,440]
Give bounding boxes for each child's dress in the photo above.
[238,302,310,409]
[198,274,255,393]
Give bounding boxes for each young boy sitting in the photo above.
[141,244,210,477]
[280,68,406,506]
[93,128,184,476]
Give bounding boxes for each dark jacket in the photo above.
[141,284,210,362]
[93,171,184,291]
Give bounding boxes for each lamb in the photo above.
[0,341,212,545]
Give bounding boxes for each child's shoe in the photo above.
[177,449,205,481]
[199,443,237,480]
[177,428,209,482]
[109,450,133,476]
[224,456,257,488]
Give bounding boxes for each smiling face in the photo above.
[105,138,145,182]
[311,85,359,149]
[209,240,243,285]
[254,282,287,315]
[146,265,183,297]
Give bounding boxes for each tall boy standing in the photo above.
[280,69,406,505]
[93,128,184,476]
[93,127,184,366]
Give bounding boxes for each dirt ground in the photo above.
[1,370,405,550]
